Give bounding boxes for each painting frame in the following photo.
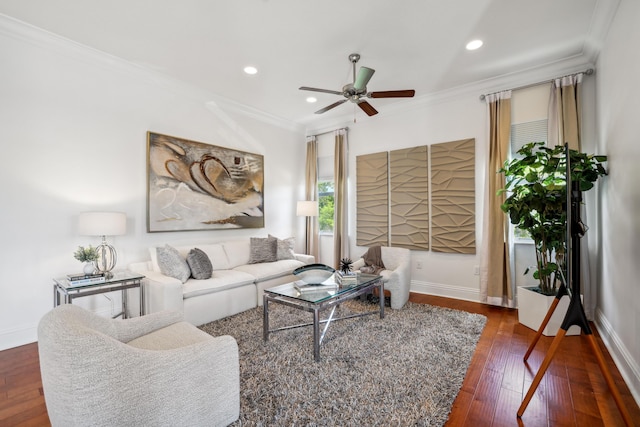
[146,131,264,232]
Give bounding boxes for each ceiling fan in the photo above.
[299,53,415,116]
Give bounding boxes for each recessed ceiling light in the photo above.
[243,66,258,75]
[466,39,483,50]
[306,97,317,103]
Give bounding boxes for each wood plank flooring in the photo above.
[1,294,638,426]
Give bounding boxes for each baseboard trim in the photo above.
[0,322,38,351]
[410,280,481,303]
[594,308,640,407]
[0,306,115,351]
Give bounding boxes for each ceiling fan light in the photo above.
[306,97,317,103]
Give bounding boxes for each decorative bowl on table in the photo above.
[293,264,336,285]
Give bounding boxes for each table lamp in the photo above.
[78,212,127,275]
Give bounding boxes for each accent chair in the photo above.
[38,304,239,427]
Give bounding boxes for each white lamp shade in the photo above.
[296,201,318,217]
[78,212,127,236]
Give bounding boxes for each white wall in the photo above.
[595,0,640,404]
[0,17,306,350]
[343,95,487,301]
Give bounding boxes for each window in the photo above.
[509,119,548,241]
[318,180,334,233]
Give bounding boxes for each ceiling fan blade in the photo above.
[299,86,343,96]
[353,67,375,91]
[357,101,378,116]
[369,90,416,98]
[315,99,348,114]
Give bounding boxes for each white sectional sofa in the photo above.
[130,237,314,326]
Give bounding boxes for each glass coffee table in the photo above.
[263,273,383,361]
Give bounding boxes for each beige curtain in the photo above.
[304,137,319,258]
[481,91,514,307]
[333,129,348,269]
[548,73,582,150]
[547,73,595,318]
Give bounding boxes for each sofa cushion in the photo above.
[248,237,277,264]
[234,259,304,282]
[222,240,251,268]
[269,234,296,260]
[156,244,191,283]
[182,270,256,299]
[186,248,213,280]
[198,244,230,271]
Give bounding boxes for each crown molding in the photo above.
[0,13,303,134]
[303,53,596,135]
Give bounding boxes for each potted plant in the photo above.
[74,245,99,275]
[498,142,607,334]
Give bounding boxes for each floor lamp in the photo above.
[78,212,127,276]
[297,201,318,255]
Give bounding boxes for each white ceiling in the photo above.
[0,0,617,127]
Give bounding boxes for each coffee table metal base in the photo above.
[263,278,384,361]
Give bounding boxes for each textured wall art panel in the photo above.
[430,138,476,253]
[389,146,429,250]
[356,152,389,246]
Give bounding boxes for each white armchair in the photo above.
[352,246,411,309]
[38,304,239,427]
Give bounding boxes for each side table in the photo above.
[53,270,145,319]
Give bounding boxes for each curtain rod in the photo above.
[479,68,594,101]
[308,127,348,138]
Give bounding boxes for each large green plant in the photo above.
[498,142,607,295]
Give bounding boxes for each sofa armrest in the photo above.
[393,260,411,285]
[139,270,185,315]
[352,258,365,270]
[294,253,315,264]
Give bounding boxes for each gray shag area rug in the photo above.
[199,300,486,426]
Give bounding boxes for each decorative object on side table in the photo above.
[293,263,335,284]
[73,245,98,275]
[78,212,127,276]
[66,272,106,286]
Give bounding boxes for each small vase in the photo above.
[83,262,95,275]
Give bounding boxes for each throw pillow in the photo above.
[249,237,277,264]
[269,234,296,260]
[156,244,191,283]
[186,248,213,280]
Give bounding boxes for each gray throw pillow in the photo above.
[269,234,296,260]
[186,248,213,280]
[249,237,277,264]
[156,244,191,283]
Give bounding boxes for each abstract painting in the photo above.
[356,152,389,246]
[390,146,429,250]
[147,132,264,232]
[430,138,476,253]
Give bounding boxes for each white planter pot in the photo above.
[517,286,582,336]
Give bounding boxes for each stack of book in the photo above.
[336,271,358,286]
[294,282,338,294]
[66,273,106,286]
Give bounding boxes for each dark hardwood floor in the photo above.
[1,295,638,426]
